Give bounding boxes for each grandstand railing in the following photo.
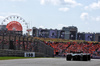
[0,35,54,57]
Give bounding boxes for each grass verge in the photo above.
[0,57,54,60]
[0,57,33,60]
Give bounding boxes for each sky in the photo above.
[0,0,100,33]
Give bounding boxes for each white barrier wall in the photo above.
[24,52,35,57]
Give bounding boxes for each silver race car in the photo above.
[66,52,91,61]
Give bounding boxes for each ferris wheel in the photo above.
[1,15,28,34]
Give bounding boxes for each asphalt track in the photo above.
[0,58,100,66]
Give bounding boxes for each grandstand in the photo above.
[32,26,77,40]
[34,37,100,58]
[32,27,100,42]
[0,35,54,57]
[0,35,100,58]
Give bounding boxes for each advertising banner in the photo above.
[70,31,76,40]
[24,52,35,57]
[77,33,85,40]
[59,30,65,39]
[49,30,57,38]
[38,29,49,38]
[85,33,94,41]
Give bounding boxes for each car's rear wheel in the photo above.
[66,55,72,61]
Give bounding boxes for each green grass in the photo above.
[0,57,54,60]
[0,57,34,60]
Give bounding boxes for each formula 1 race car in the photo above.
[66,52,91,61]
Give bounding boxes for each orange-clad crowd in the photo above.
[44,41,100,57]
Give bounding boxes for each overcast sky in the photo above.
[0,0,100,33]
